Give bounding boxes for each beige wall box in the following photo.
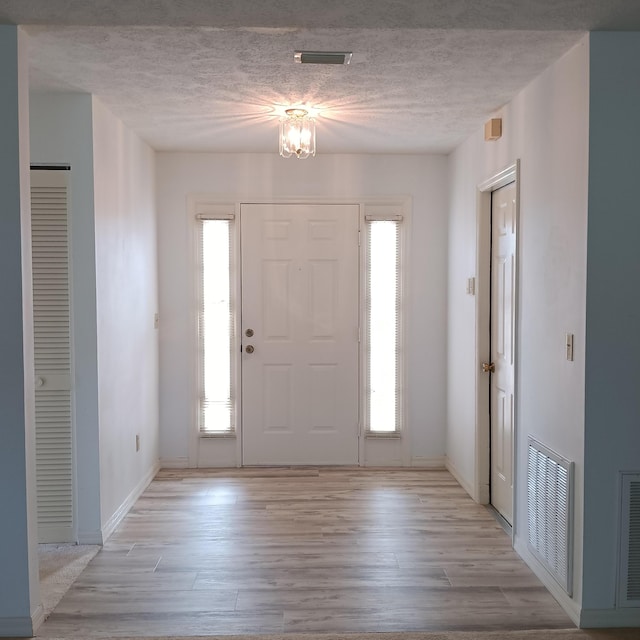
[484,118,502,141]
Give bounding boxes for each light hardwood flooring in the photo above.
[37,468,574,637]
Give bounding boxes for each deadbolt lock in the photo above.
[481,362,495,373]
[245,328,254,337]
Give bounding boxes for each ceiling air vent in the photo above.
[294,51,352,65]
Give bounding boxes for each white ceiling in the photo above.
[3,1,640,154]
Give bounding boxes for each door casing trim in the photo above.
[187,195,412,468]
[475,161,520,541]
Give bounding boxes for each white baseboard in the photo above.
[0,613,35,637]
[31,603,45,633]
[410,456,446,469]
[159,456,190,469]
[0,602,45,636]
[100,461,160,543]
[514,536,582,626]
[580,607,640,628]
[444,455,476,500]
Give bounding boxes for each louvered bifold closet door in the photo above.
[31,169,74,543]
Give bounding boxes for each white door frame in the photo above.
[188,195,411,468]
[474,161,520,536]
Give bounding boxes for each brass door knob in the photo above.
[482,362,495,373]
[245,345,255,354]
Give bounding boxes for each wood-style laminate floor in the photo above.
[37,468,574,637]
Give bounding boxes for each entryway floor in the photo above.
[37,468,574,636]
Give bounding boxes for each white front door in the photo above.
[241,203,360,465]
[490,182,516,524]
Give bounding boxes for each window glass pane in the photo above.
[200,220,233,433]
[368,221,399,433]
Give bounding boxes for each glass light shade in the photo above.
[279,109,316,159]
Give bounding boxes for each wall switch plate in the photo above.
[566,333,574,361]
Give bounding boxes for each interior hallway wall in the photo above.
[29,91,103,543]
[30,93,160,541]
[446,37,590,619]
[91,96,160,536]
[156,153,448,467]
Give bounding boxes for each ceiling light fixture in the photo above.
[294,50,353,65]
[279,108,316,159]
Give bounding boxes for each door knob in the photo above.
[245,345,255,354]
[35,377,45,388]
[482,362,495,373]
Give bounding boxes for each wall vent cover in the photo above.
[527,437,574,595]
[619,473,640,607]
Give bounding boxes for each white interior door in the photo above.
[31,169,74,543]
[241,203,360,465]
[490,182,516,524]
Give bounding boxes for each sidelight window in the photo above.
[197,214,235,435]
[365,214,403,434]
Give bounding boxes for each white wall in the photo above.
[0,26,41,637]
[29,92,103,543]
[91,97,159,532]
[447,37,589,617]
[156,153,448,467]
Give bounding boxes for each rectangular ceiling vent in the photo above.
[294,50,352,65]
[527,437,574,596]
[619,473,640,608]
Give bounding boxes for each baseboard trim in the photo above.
[444,455,476,500]
[580,607,640,628]
[514,536,581,626]
[100,461,160,543]
[410,456,446,469]
[0,614,35,637]
[160,456,189,469]
[31,603,45,633]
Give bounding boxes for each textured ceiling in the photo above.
[5,1,640,30]
[3,1,640,154]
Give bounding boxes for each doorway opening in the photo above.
[475,161,519,533]
[30,167,75,544]
[192,199,410,468]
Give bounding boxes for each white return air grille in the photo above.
[527,437,574,595]
[31,169,74,543]
[619,473,640,607]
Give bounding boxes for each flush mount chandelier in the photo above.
[279,108,316,159]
